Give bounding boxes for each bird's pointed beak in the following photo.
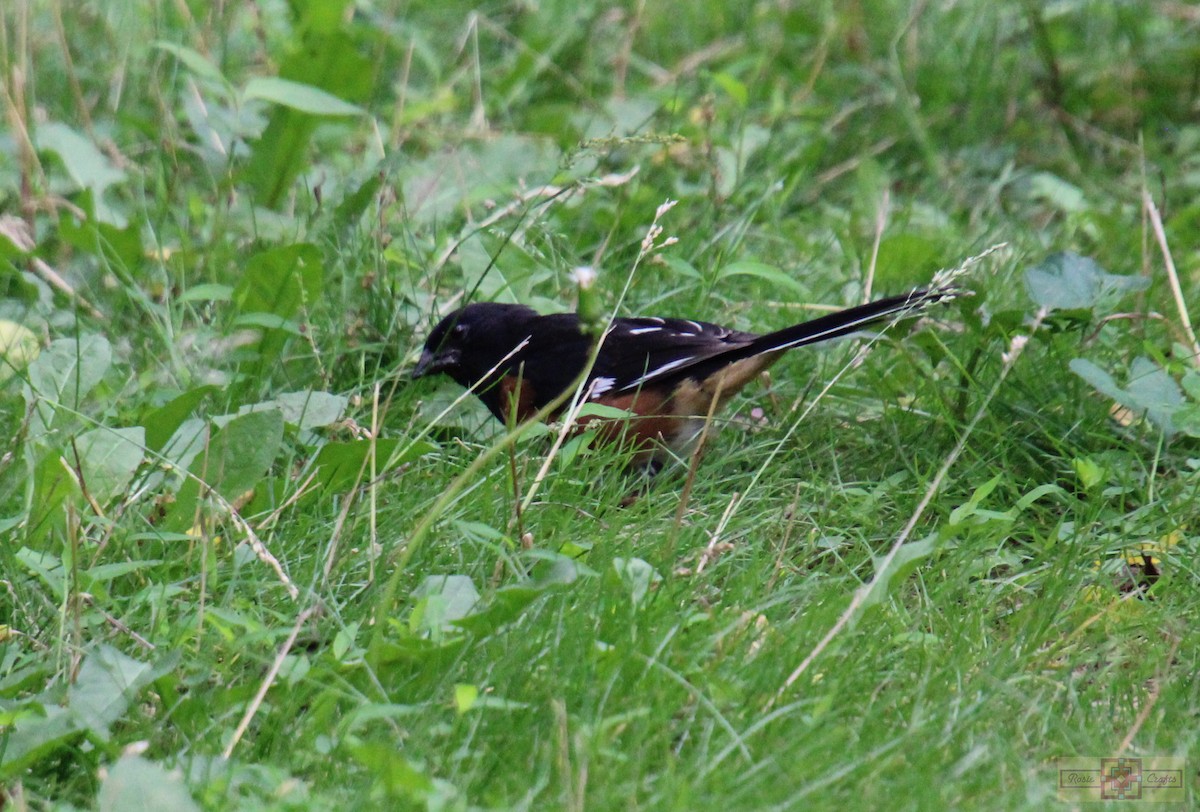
[411,348,458,379]
[411,349,437,379]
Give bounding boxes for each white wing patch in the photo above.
[628,326,661,335]
[625,357,694,389]
[590,376,617,398]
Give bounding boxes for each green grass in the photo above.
[2,0,1199,809]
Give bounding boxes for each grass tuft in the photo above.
[2,1,1198,809]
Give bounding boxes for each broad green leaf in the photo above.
[576,403,635,419]
[98,755,202,812]
[204,607,267,635]
[273,390,348,429]
[559,431,596,468]
[166,409,283,531]
[712,71,748,107]
[35,122,128,226]
[0,705,78,780]
[293,0,356,31]
[232,243,323,365]
[57,207,145,270]
[1183,370,1200,400]
[25,335,112,436]
[453,585,543,635]
[334,169,384,227]
[310,439,388,491]
[25,456,79,547]
[176,283,233,303]
[527,550,596,584]
[1024,252,1147,310]
[663,256,703,280]
[714,260,807,296]
[85,559,164,581]
[345,742,434,800]
[279,653,311,686]
[311,439,434,491]
[159,417,209,475]
[452,520,507,543]
[229,392,345,429]
[948,474,1004,526]
[230,313,304,333]
[243,27,373,208]
[611,557,660,608]
[332,621,360,662]
[153,41,229,89]
[466,694,529,711]
[400,137,559,225]
[340,702,424,734]
[68,645,155,735]
[1070,357,1183,434]
[411,575,480,634]
[1029,172,1086,213]
[862,535,939,610]
[1176,405,1200,438]
[125,532,194,543]
[245,113,318,209]
[1068,358,1123,402]
[233,243,323,318]
[75,426,146,502]
[194,409,284,501]
[604,96,659,137]
[875,233,944,290]
[15,547,66,597]
[1073,457,1106,489]
[1125,357,1185,428]
[242,77,364,117]
[1014,483,1067,510]
[893,631,941,646]
[143,386,219,452]
[715,146,740,197]
[456,231,553,304]
[368,635,467,667]
[454,683,479,715]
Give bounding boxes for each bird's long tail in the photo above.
[671,285,964,388]
[747,285,961,356]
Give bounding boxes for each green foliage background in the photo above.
[2,1,1199,809]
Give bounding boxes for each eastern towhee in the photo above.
[413,285,962,467]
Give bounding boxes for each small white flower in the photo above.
[572,265,598,289]
[1002,334,1029,366]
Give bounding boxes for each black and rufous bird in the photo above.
[413,286,961,466]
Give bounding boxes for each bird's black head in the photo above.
[412,302,540,386]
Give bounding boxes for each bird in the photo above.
[412,286,963,468]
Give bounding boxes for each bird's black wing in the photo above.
[603,288,957,394]
[495,314,754,404]
[588,317,758,397]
